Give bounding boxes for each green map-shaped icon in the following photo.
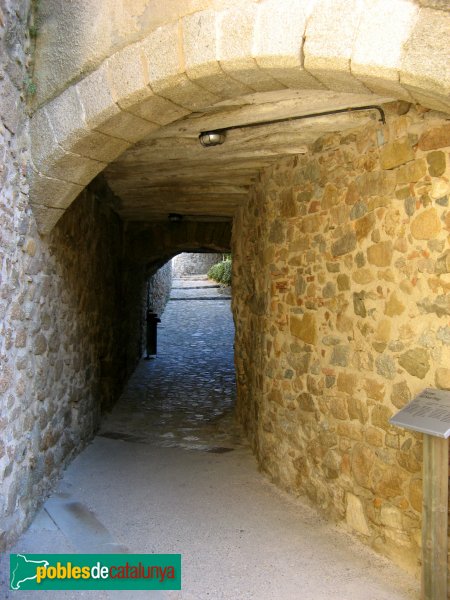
[10,554,49,590]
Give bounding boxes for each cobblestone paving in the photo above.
[100,278,242,450]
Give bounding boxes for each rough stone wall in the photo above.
[122,261,147,377]
[1,180,127,548]
[147,261,173,317]
[232,103,450,574]
[172,252,223,277]
[0,0,35,547]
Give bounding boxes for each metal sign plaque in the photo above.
[389,388,450,438]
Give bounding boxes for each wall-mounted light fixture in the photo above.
[168,213,183,222]
[199,131,226,147]
[198,104,386,147]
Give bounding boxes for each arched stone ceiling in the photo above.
[29,0,450,233]
[103,89,393,221]
[125,220,232,269]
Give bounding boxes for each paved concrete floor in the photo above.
[1,277,419,599]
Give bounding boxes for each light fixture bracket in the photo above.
[199,104,386,147]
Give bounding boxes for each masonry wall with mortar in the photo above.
[147,261,173,317]
[0,0,39,547]
[0,3,132,541]
[232,104,450,575]
[0,181,131,549]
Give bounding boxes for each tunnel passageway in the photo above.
[100,274,240,451]
[2,274,420,599]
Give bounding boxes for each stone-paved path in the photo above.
[1,277,420,600]
[100,277,239,451]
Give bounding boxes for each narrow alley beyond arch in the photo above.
[101,275,238,451]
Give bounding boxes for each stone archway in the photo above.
[3,0,449,578]
[125,220,232,268]
[29,0,449,232]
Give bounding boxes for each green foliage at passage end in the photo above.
[207,256,232,286]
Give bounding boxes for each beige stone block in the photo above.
[142,22,181,85]
[430,178,450,200]
[364,378,385,402]
[346,492,370,536]
[418,123,450,151]
[253,0,324,90]
[397,448,421,474]
[354,78,411,103]
[352,268,374,284]
[303,0,371,94]
[367,241,393,267]
[355,213,376,241]
[182,10,253,98]
[401,9,450,100]
[391,380,411,409]
[384,291,405,317]
[38,151,104,187]
[290,313,317,346]
[106,42,155,109]
[409,477,422,513]
[365,426,383,447]
[373,466,407,498]
[384,528,413,549]
[337,421,363,442]
[371,404,393,431]
[337,373,357,394]
[44,85,85,152]
[70,130,130,163]
[379,138,414,170]
[330,397,348,420]
[217,6,281,92]
[410,208,441,240]
[32,0,114,105]
[402,89,450,115]
[375,319,391,344]
[351,443,375,488]
[356,170,395,198]
[96,110,159,143]
[30,204,66,235]
[142,22,221,109]
[34,0,213,103]
[31,108,106,184]
[76,63,121,129]
[396,159,427,185]
[436,250,450,275]
[426,151,446,177]
[351,0,418,100]
[380,505,402,529]
[126,95,190,126]
[398,348,430,379]
[30,108,61,174]
[347,396,369,424]
[45,85,129,164]
[385,433,400,449]
[28,168,83,211]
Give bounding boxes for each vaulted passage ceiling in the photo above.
[29,0,449,234]
[102,90,393,222]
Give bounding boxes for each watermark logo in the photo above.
[10,555,50,590]
[10,554,181,590]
